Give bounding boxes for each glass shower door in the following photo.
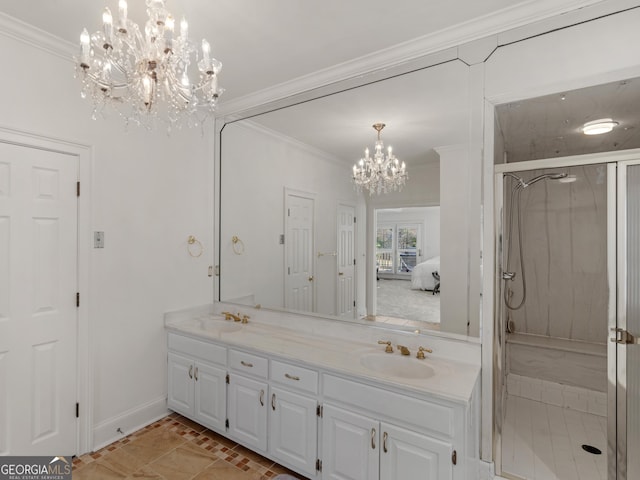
[618,161,640,480]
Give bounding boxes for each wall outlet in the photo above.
[94,231,105,248]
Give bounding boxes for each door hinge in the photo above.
[76,402,79,418]
[76,181,80,197]
[225,418,229,429]
[452,450,457,465]
[353,300,356,307]
[353,258,356,266]
[225,373,230,384]
[316,459,322,472]
[76,292,80,307]
[611,328,638,344]
[316,404,323,417]
[354,216,356,223]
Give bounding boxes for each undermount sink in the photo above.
[359,353,435,379]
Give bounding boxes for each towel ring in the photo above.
[187,235,203,258]
[232,235,245,255]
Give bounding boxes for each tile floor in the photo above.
[72,413,307,480]
[501,395,608,480]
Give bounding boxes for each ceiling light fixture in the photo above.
[582,118,618,135]
[352,123,407,195]
[75,0,223,130]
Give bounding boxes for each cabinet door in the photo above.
[228,374,268,452]
[194,361,226,432]
[380,422,453,480]
[269,387,318,477]
[167,352,194,416]
[322,404,379,480]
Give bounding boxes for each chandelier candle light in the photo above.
[75,0,223,129]
[353,123,407,195]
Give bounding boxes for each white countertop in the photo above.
[165,311,480,404]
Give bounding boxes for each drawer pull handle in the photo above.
[285,373,300,381]
[259,389,264,406]
[194,367,199,381]
[383,431,388,453]
[240,360,253,368]
[272,393,276,411]
[371,428,376,449]
[188,365,193,379]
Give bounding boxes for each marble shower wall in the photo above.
[503,164,608,344]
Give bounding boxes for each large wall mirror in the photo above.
[218,57,478,338]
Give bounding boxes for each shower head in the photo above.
[521,172,568,188]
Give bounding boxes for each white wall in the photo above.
[0,33,215,449]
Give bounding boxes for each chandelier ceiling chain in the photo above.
[352,123,407,195]
[75,0,223,130]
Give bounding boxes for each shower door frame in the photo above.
[493,149,640,480]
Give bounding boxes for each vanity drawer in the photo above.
[270,360,318,394]
[323,374,457,438]
[168,333,226,365]
[229,349,268,378]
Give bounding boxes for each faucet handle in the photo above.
[241,314,250,324]
[416,346,433,359]
[221,311,234,321]
[377,340,393,353]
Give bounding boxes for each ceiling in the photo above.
[246,60,470,167]
[496,77,640,162]
[4,1,635,166]
[0,0,596,103]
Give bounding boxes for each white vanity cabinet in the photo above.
[269,360,319,477]
[167,333,227,432]
[165,321,479,480]
[227,349,270,452]
[321,405,453,480]
[322,374,469,480]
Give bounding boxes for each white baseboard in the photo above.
[91,395,169,452]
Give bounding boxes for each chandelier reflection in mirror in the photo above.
[75,0,223,130]
[352,123,407,195]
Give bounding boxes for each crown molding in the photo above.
[0,12,75,62]
[236,120,346,168]
[217,0,604,116]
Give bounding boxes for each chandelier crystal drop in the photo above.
[75,0,223,130]
[352,123,407,195]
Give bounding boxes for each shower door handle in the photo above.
[610,327,638,344]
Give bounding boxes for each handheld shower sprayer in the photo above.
[503,170,569,310]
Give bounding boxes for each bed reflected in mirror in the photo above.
[373,206,440,329]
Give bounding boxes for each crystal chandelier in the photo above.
[352,123,407,195]
[75,0,223,129]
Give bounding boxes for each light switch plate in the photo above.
[94,231,104,248]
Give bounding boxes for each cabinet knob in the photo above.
[272,393,276,411]
[194,367,199,381]
[188,365,193,379]
[371,428,376,449]
[259,389,264,406]
[383,431,388,453]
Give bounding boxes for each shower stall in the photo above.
[494,158,640,480]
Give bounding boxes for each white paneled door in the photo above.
[285,192,314,312]
[337,204,355,319]
[0,142,78,455]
